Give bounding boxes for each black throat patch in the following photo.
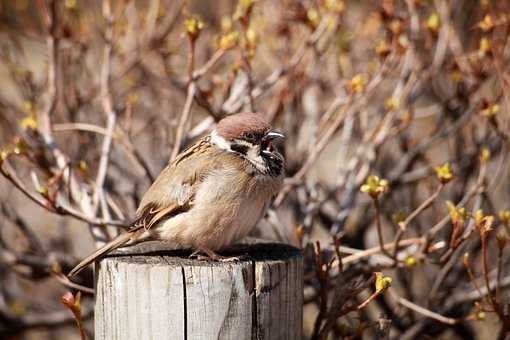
[261,152,284,177]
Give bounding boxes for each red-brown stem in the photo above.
[357,289,382,310]
[496,246,504,300]
[311,241,330,340]
[481,233,498,311]
[464,255,484,301]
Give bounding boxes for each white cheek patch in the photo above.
[233,139,253,149]
[246,144,260,160]
[210,130,231,151]
[246,145,267,172]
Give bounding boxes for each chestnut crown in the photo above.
[216,113,272,143]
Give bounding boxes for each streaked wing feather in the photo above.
[132,136,214,230]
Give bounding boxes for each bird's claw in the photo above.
[217,254,251,262]
[189,249,251,262]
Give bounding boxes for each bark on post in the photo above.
[94,240,303,340]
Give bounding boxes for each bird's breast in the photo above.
[195,166,273,243]
[158,164,281,250]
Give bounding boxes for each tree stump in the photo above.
[94,239,303,340]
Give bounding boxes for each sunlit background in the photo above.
[1,0,510,339]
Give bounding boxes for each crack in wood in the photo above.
[251,259,258,340]
[181,265,188,340]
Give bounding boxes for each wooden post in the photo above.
[94,240,303,340]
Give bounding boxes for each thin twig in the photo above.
[392,183,444,259]
[192,49,226,80]
[222,17,330,114]
[37,0,58,143]
[391,291,457,325]
[274,98,353,206]
[54,273,94,295]
[496,246,504,300]
[170,33,197,161]
[400,183,444,231]
[0,161,126,227]
[464,253,485,301]
[374,197,392,258]
[449,275,510,305]
[481,231,499,310]
[332,238,445,267]
[53,123,109,135]
[93,0,117,212]
[53,123,155,182]
[171,83,197,161]
[357,290,383,310]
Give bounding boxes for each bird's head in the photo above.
[211,113,285,177]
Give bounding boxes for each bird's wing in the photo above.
[132,136,226,230]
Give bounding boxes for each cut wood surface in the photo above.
[94,239,303,340]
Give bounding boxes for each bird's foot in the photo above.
[188,253,210,261]
[190,247,250,262]
[217,254,251,262]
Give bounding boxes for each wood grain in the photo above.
[94,240,303,340]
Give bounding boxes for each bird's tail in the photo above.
[68,227,143,277]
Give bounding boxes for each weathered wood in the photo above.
[94,239,303,340]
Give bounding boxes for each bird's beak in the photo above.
[261,131,284,154]
[264,131,285,141]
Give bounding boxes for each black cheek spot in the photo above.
[231,143,249,155]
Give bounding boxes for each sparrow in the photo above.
[69,112,285,276]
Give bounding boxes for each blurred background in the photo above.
[0,0,509,339]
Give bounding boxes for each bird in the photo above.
[68,112,285,277]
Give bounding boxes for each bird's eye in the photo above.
[244,132,255,140]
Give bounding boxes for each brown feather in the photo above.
[68,226,144,277]
[137,201,190,230]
